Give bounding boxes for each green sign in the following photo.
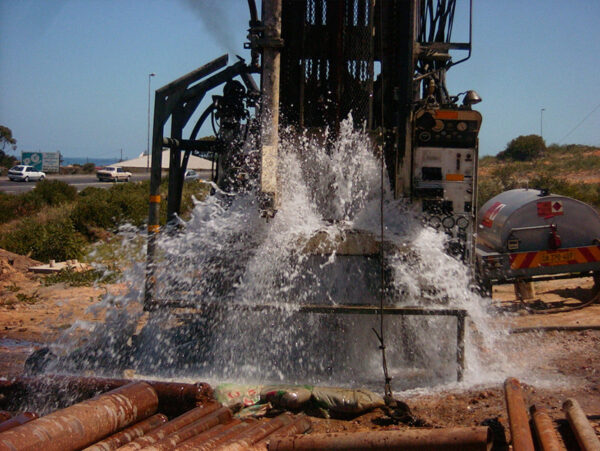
[21,152,43,171]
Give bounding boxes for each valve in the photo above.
[548,224,561,250]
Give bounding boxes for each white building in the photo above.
[113,150,213,172]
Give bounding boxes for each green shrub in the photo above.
[43,267,119,286]
[29,179,77,206]
[70,194,114,237]
[70,182,148,237]
[0,217,86,262]
[82,162,96,173]
[497,134,546,161]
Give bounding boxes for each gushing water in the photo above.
[48,118,511,391]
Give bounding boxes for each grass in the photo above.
[15,291,40,304]
[43,268,120,287]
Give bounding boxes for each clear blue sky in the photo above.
[1,0,599,160]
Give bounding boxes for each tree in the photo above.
[497,134,546,161]
[0,126,18,169]
[0,126,17,152]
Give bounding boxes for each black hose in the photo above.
[518,289,599,315]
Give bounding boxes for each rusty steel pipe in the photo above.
[0,412,38,433]
[0,382,158,451]
[162,418,249,451]
[563,398,600,451]
[159,422,228,450]
[0,375,212,417]
[255,415,311,445]
[116,403,225,450]
[269,427,492,451]
[135,411,236,451]
[504,378,535,451]
[253,415,312,450]
[83,414,168,451]
[218,413,296,451]
[530,406,562,451]
[175,419,256,451]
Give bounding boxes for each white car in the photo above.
[184,169,200,181]
[96,166,132,182]
[8,165,46,182]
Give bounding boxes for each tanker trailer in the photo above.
[475,188,600,294]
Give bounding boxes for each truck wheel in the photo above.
[24,176,29,182]
[39,175,45,181]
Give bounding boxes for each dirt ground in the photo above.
[0,247,598,448]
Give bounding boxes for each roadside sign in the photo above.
[21,151,61,173]
[42,152,60,173]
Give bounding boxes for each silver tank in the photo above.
[476,189,600,253]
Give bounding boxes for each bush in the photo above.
[29,179,77,206]
[0,217,86,262]
[70,182,148,237]
[497,134,546,161]
[82,162,96,173]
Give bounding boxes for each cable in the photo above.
[371,0,393,404]
[558,101,600,144]
[517,288,599,315]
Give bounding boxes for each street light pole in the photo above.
[540,108,545,140]
[147,73,155,172]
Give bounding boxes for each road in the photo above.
[0,173,151,194]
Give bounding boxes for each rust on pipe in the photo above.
[563,398,600,451]
[0,381,158,451]
[504,377,535,451]
[135,411,236,451]
[255,415,312,446]
[218,413,296,451]
[530,406,562,451]
[158,422,228,450]
[0,375,212,417]
[269,427,492,451]
[161,418,248,451]
[116,403,225,450]
[0,412,38,433]
[0,412,12,423]
[175,419,256,451]
[83,413,168,451]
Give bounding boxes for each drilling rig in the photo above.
[145,0,481,296]
[142,0,482,383]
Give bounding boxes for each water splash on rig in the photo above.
[47,117,511,391]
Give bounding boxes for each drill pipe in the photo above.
[175,419,256,451]
[115,403,225,450]
[269,427,492,451]
[0,412,38,433]
[83,414,168,451]
[0,382,158,451]
[0,375,212,417]
[530,406,562,451]
[218,413,296,451]
[252,415,312,451]
[563,398,600,451]
[134,411,236,450]
[255,415,311,445]
[504,378,535,451]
